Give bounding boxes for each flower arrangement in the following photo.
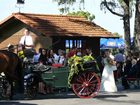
[107,57,116,65]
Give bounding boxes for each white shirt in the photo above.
[53,54,59,64]
[58,56,65,65]
[48,54,59,64]
[19,35,33,49]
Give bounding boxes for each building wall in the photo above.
[85,37,100,58]
[0,20,25,49]
[0,21,52,52]
[52,36,65,53]
[0,20,100,57]
[51,36,100,57]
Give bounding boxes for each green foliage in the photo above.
[100,0,135,17]
[67,10,95,21]
[59,7,70,14]
[82,55,94,62]
[113,32,123,37]
[68,54,98,85]
[53,0,95,21]
[100,0,118,13]
[53,0,85,14]
[53,0,84,5]
[53,0,76,5]
[68,55,84,85]
[100,0,135,53]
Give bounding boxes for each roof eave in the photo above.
[0,14,15,26]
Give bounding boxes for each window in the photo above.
[65,39,82,52]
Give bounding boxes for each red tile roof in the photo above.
[0,13,115,37]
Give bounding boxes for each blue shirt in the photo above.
[114,53,125,62]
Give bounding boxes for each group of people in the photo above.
[7,29,66,67]
[121,52,140,89]
[97,49,118,92]
[7,29,66,94]
[97,48,140,93]
[19,29,67,94]
[7,28,140,94]
[33,48,66,66]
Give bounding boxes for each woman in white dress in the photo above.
[100,49,117,92]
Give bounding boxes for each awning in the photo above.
[100,38,125,49]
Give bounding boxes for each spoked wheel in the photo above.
[24,85,38,99]
[0,81,5,99]
[72,71,100,98]
[0,79,12,99]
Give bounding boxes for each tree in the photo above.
[53,0,135,54]
[53,0,85,14]
[67,10,95,21]
[100,0,135,54]
[113,32,123,37]
[53,1,95,21]
[134,0,140,51]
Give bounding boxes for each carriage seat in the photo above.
[83,60,99,72]
[83,60,96,68]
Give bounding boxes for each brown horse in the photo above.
[0,50,23,99]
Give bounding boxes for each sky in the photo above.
[0,0,135,37]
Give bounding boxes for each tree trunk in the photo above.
[122,1,131,55]
[134,0,140,51]
[123,14,131,53]
[103,0,131,55]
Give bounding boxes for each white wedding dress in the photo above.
[100,57,117,92]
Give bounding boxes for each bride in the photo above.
[100,49,117,92]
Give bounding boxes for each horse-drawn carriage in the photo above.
[42,65,100,98]
[0,50,101,99]
[23,54,101,99]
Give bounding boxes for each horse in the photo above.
[0,50,23,99]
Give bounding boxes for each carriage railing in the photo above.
[23,57,51,75]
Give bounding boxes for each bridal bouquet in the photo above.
[107,57,116,65]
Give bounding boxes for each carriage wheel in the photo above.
[0,82,12,99]
[24,85,38,99]
[72,71,100,98]
[0,80,6,99]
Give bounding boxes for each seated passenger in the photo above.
[38,48,48,65]
[50,49,59,64]
[122,56,132,76]
[122,58,140,89]
[58,50,66,65]
[51,50,66,68]
[47,49,59,65]
[33,48,42,64]
[127,58,137,78]
[38,48,48,94]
